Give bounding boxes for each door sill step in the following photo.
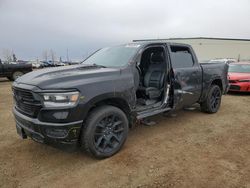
[137,107,171,119]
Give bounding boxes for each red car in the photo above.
[228,62,250,92]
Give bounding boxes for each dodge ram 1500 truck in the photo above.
[12,42,229,158]
[0,60,32,80]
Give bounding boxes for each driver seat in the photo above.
[139,52,165,99]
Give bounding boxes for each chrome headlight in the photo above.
[40,91,80,108]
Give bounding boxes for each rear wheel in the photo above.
[11,71,24,81]
[81,105,129,158]
[200,85,222,113]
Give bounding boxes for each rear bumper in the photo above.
[13,107,83,145]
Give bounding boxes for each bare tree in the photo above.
[66,48,69,62]
[42,50,48,62]
[2,49,12,62]
[49,49,56,63]
[13,53,17,62]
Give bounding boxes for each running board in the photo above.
[137,107,171,119]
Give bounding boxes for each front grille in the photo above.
[229,85,240,91]
[13,87,42,118]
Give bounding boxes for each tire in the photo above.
[81,105,129,158]
[11,71,24,81]
[200,85,222,113]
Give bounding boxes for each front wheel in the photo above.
[200,85,222,113]
[81,105,129,158]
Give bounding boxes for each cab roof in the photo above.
[130,41,192,48]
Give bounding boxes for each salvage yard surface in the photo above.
[0,77,250,188]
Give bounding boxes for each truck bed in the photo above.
[200,62,229,98]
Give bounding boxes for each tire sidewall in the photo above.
[207,85,222,113]
[83,106,129,158]
[12,71,24,80]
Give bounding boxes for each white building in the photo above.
[134,37,250,62]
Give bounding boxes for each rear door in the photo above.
[168,44,202,109]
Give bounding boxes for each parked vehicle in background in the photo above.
[40,61,66,68]
[40,61,55,68]
[8,61,18,65]
[12,42,228,158]
[199,60,210,64]
[66,61,81,65]
[0,59,32,81]
[54,62,66,66]
[228,62,250,92]
[208,58,237,64]
[31,61,42,69]
[32,62,42,69]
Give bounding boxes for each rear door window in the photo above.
[170,46,194,68]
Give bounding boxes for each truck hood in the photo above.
[15,64,121,89]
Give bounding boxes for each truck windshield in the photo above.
[82,45,140,67]
[229,64,250,73]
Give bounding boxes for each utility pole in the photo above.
[66,48,69,62]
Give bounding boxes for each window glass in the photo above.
[82,45,139,67]
[170,46,194,68]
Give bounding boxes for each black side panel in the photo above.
[1,64,32,77]
[168,44,202,109]
[172,66,202,108]
[199,62,229,101]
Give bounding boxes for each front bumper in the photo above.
[13,107,83,144]
[229,82,250,92]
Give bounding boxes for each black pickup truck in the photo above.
[0,60,32,80]
[12,42,229,158]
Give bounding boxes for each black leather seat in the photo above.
[139,52,165,99]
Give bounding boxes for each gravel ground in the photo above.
[0,78,250,188]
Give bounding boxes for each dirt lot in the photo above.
[0,78,250,188]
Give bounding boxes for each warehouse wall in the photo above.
[167,39,250,61]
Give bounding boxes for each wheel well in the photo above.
[211,79,223,91]
[87,98,133,127]
[94,98,130,113]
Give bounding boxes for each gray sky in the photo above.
[0,0,250,60]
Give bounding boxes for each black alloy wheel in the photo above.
[200,84,222,113]
[94,114,125,153]
[82,105,128,158]
[210,86,221,111]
